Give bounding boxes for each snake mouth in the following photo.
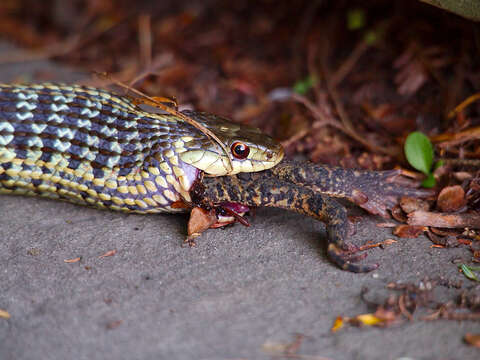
[179,142,285,176]
[268,145,285,167]
[250,143,284,171]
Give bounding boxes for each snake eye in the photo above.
[231,141,250,159]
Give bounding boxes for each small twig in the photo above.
[358,239,397,251]
[128,53,174,88]
[281,127,309,149]
[438,158,480,167]
[283,93,346,147]
[420,307,444,321]
[138,14,152,68]
[306,41,323,103]
[432,126,480,147]
[290,94,340,128]
[299,35,397,155]
[422,306,480,321]
[284,334,305,356]
[292,0,323,78]
[321,56,398,156]
[444,312,480,321]
[99,249,117,258]
[330,41,370,87]
[444,46,467,120]
[408,211,480,229]
[448,92,480,119]
[398,294,414,321]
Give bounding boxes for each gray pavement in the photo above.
[0,43,479,360]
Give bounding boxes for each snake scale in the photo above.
[0,83,428,272]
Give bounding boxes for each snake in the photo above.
[0,83,429,272]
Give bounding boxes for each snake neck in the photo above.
[0,84,205,213]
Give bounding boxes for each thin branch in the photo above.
[128,53,174,88]
[282,93,346,148]
[138,14,152,68]
[322,56,398,156]
[330,40,370,87]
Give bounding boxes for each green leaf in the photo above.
[458,264,480,271]
[404,131,434,175]
[293,76,316,95]
[421,173,436,188]
[347,9,366,30]
[459,264,480,282]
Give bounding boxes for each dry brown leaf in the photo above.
[400,196,430,214]
[354,313,386,326]
[464,333,480,348]
[106,320,123,330]
[394,225,426,238]
[0,309,10,319]
[394,46,428,96]
[430,227,461,237]
[457,238,472,246]
[426,231,458,247]
[331,316,344,332]
[437,186,466,212]
[453,172,473,182]
[394,44,449,96]
[187,207,217,238]
[391,205,408,223]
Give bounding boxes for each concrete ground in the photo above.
[0,43,479,360]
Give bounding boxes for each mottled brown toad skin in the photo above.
[198,166,379,273]
[197,159,433,272]
[269,160,432,218]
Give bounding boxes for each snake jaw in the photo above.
[178,110,284,176]
[180,146,284,176]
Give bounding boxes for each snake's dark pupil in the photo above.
[231,142,250,159]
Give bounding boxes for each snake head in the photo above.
[178,111,284,176]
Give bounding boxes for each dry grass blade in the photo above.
[330,40,370,87]
[448,93,480,119]
[431,126,480,148]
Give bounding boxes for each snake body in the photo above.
[0,83,283,213]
